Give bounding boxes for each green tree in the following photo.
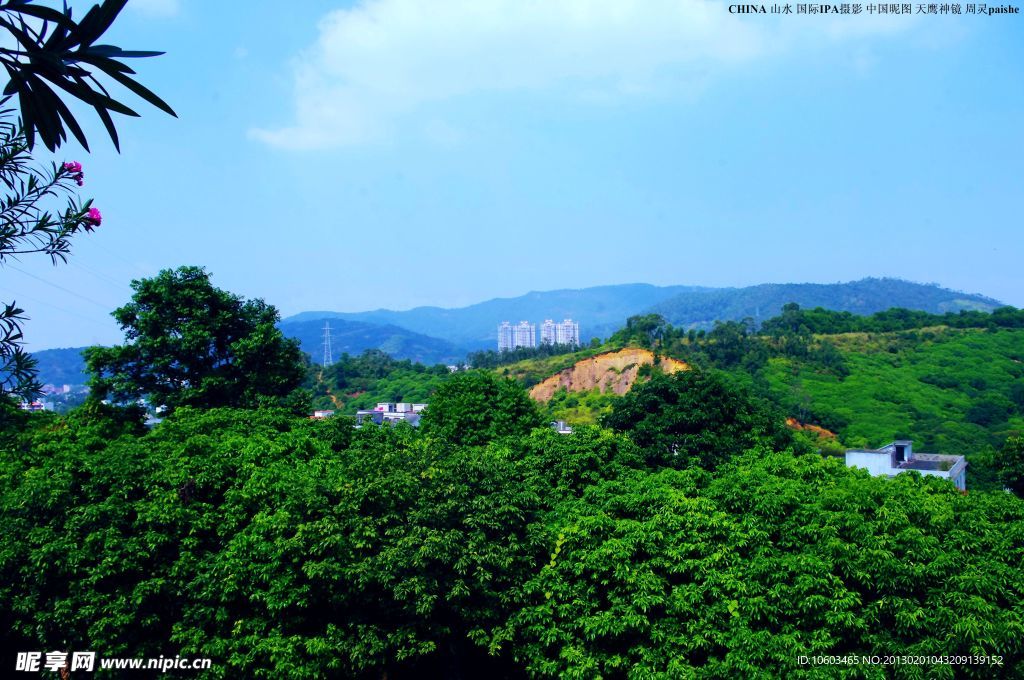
[85,266,306,411]
[419,370,544,447]
[4,406,1024,678]
[609,313,670,348]
[999,436,1024,497]
[501,451,1024,678]
[603,369,795,470]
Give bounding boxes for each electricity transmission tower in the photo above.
[322,322,334,367]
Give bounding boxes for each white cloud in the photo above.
[251,0,917,150]
[128,0,180,19]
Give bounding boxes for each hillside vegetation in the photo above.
[4,373,1022,678]
[306,349,453,413]
[491,307,1024,488]
[754,327,1024,455]
[31,279,1005,384]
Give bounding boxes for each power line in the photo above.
[0,287,114,329]
[3,263,116,311]
[81,240,152,279]
[67,258,134,295]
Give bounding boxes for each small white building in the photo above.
[551,420,573,435]
[355,402,427,427]
[845,440,966,490]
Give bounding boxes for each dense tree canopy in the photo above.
[306,349,452,412]
[2,397,1022,678]
[603,369,796,470]
[759,303,1024,336]
[4,309,1024,677]
[1000,436,1024,498]
[608,313,671,348]
[501,450,1024,677]
[419,370,544,447]
[85,266,306,411]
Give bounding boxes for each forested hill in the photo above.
[29,347,88,385]
[278,318,463,366]
[650,278,1001,328]
[496,305,1024,479]
[285,278,1002,349]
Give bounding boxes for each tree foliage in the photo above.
[603,369,796,470]
[760,303,1024,336]
[0,0,176,152]
[419,370,544,447]
[502,450,1024,677]
[306,349,452,412]
[84,266,306,412]
[1000,436,1024,498]
[0,121,101,397]
[3,400,1022,678]
[468,342,582,370]
[5,327,1024,677]
[0,0,173,397]
[608,313,670,348]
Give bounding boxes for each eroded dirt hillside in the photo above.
[529,348,689,402]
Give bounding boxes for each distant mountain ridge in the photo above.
[287,283,710,348]
[277,318,463,366]
[648,278,1002,329]
[286,278,1003,350]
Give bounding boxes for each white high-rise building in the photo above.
[514,321,536,349]
[541,319,557,345]
[498,321,537,351]
[554,319,580,346]
[498,322,515,352]
[501,319,576,350]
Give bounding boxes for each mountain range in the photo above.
[285,277,1002,353]
[30,278,1005,383]
[286,283,710,349]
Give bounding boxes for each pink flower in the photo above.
[84,207,102,229]
[63,161,84,186]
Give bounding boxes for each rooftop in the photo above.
[899,452,962,472]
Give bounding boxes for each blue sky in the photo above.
[3,0,1022,351]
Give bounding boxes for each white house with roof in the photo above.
[845,440,966,490]
[355,402,427,427]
